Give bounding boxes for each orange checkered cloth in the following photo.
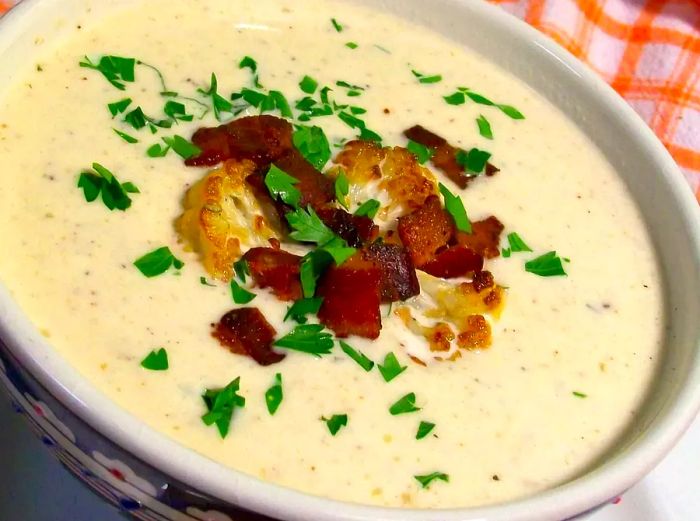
[0,0,698,199]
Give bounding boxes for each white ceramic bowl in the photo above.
[0,1,698,520]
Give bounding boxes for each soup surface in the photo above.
[0,0,664,509]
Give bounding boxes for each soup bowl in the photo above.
[0,0,698,520]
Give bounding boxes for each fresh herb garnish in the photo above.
[108,98,132,116]
[411,69,442,84]
[123,107,147,130]
[133,246,184,277]
[264,91,294,119]
[80,55,136,90]
[335,172,350,209]
[198,73,233,121]
[299,75,319,94]
[573,391,587,398]
[292,125,331,170]
[162,135,202,160]
[345,42,358,49]
[444,87,525,119]
[200,277,215,287]
[163,100,194,122]
[335,80,365,97]
[286,206,335,244]
[239,56,258,74]
[140,348,169,371]
[265,373,284,415]
[340,341,374,371]
[299,249,332,298]
[389,392,420,415]
[265,165,301,208]
[147,143,170,158]
[201,377,246,439]
[476,114,493,139]
[284,297,324,323]
[414,472,449,489]
[406,140,434,164]
[443,91,466,105]
[378,352,407,382]
[525,251,568,277]
[439,183,471,233]
[233,258,250,283]
[322,414,348,435]
[77,162,139,211]
[331,18,344,32]
[317,236,356,265]
[337,111,382,143]
[504,232,532,255]
[354,199,381,219]
[274,324,334,356]
[230,279,256,304]
[416,421,436,440]
[455,148,491,174]
[113,128,139,144]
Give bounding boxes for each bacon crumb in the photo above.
[362,242,420,302]
[317,208,379,248]
[397,195,455,267]
[243,247,302,301]
[456,216,504,259]
[420,245,484,279]
[212,308,284,366]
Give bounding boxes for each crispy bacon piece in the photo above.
[420,245,484,279]
[186,115,293,168]
[317,208,378,248]
[212,308,284,366]
[362,242,420,302]
[397,195,455,266]
[457,315,492,350]
[243,247,302,301]
[317,254,382,339]
[275,150,335,210]
[456,216,504,259]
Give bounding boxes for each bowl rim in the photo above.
[0,0,699,520]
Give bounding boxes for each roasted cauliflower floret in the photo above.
[176,159,280,281]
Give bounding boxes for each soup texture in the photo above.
[0,0,664,509]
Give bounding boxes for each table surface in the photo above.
[0,391,698,521]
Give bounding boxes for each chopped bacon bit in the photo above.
[362,242,420,302]
[456,216,504,259]
[397,195,455,267]
[212,308,284,366]
[485,163,500,177]
[334,140,384,185]
[243,247,302,301]
[457,315,491,350]
[420,245,484,279]
[274,150,335,210]
[426,323,455,352]
[472,270,495,293]
[317,208,378,248]
[186,115,293,168]
[317,254,381,339]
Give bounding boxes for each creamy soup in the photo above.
[0,0,663,509]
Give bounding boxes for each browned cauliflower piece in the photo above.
[176,159,280,281]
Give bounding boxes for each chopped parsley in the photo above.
[299,250,331,298]
[201,377,246,439]
[406,140,434,164]
[414,472,449,489]
[113,128,138,144]
[411,69,442,84]
[340,341,374,372]
[354,199,381,219]
[455,148,491,174]
[230,279,256,304]
[133,246,184,277]
[378,352,407,382]
[80,55,136,90]
[299,75,319,94]
[265,373,284,415]
[439,183,471,233]
[274,324,334,356]
[443,91,466,105]
[77,162,139,211]
[337,111,382,143]
[238,55,258,74]
[525,251,568,277]
[336,80,365,97]
[444,87,525,119]
[147,143,170,157]
[416,421,436,440]
[123,107,147,130]
[265,165,301,208]
[140,348,169,371]
[284,297,324,323]
[292,125,331,170]
[161,135,201,160]
[322,414,348,435]
[286,206,335,245]
[345,42,358,49]
[233,258,250,283]
[573,391,588,398]
[389,392,421,415]
[331,18,344,32]
[198,73,233,121]
[335,172,350,209]
[507,232,532,253]
[163,100,194,122]
[476,114,493,140]
[108,98,132,116]
[200,277,215,287]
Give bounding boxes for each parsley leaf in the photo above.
[439,183,471,233]
[331,18,344,32]
[233,258,250,283]
[378,352,406,382]
[455,148,491,174]
[108,98,132,117]
[299,249,332,298]
[265,165,301,207]
[354,199,381,219]
[238,55,258,74]
[274,324,334,356]
[573,391,587,398]
[265,91,293,119]
[134,246,184,277]
[201,377,246,439]
[476,114,493,140]
[506,232,532,253]
[406,140,434,164]
[113,128,138,144]
[163,100,194,122]
[77,162,139,211]
[230,279,256,304]
[443,91,466,105]
[198,73,233,121]
[286,206,335,245]
[525,251,568,277]
[265,373,284,415]
[80,55,136,90]
[414,472,449,489]
[340,341,374,372]
[162,135,202,160]
[337,111,382,143]
[147,143,170,158]
[335,172,350,209]
[411,69,442,84]
[284,297,324,324]
[345,42,358,49]
[292,125,331,170]
[319,236,356,265]
[416,421,436,440]
[123,107,147,130]
[389,392,420,415]
[200,277,215,287]
[140,348,169,371]
[498,104,525,120]
[299,75,318,94]
[322,414,348,435]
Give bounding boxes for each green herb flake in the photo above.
[198,73,233,121]
[233,258,250,283]
[335,172,350,209]
[266,90,293,119]
[389,392,420,415]
[416,421,436,440]
[274,324,334,357]
[322,414,348,435]
[147,143,170,158]
[354,199,381,219]
[414,472,449,489]
[77,162,139,211]
[476,114,493,140]
[345,41,359,49]
[200,277,215,287]
[201,377,246,439]
[140,348,169,371]
[439,183,471,234]
[299,75,318,94]
[444,91,466,105]
[498,104,525,120]
[163,100,194,122]
[79,55,136,90]
[133,246,184,278]
[265,373,284,415]
[113,128,138,144]
[162,135,202,160]
[108,98,132,117]
[573,391,588,398]
[506,232,532,253]
[406,140,434,164]
[455,148,492,174]
[123,107,147,130]
[319,236,356,265]
[340,341,374,372]
[265,164,301,208]
[292,126,331,170]
[331,18,344,32]
[284,297,324,324]
[299,249,332,298]
[286,206,336,245]
[378,352,407,382]
[230,279,256,304]
[238,56,258,74]
[411,69,442,84]
[501,248,511,258]
[525,251,568,277]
